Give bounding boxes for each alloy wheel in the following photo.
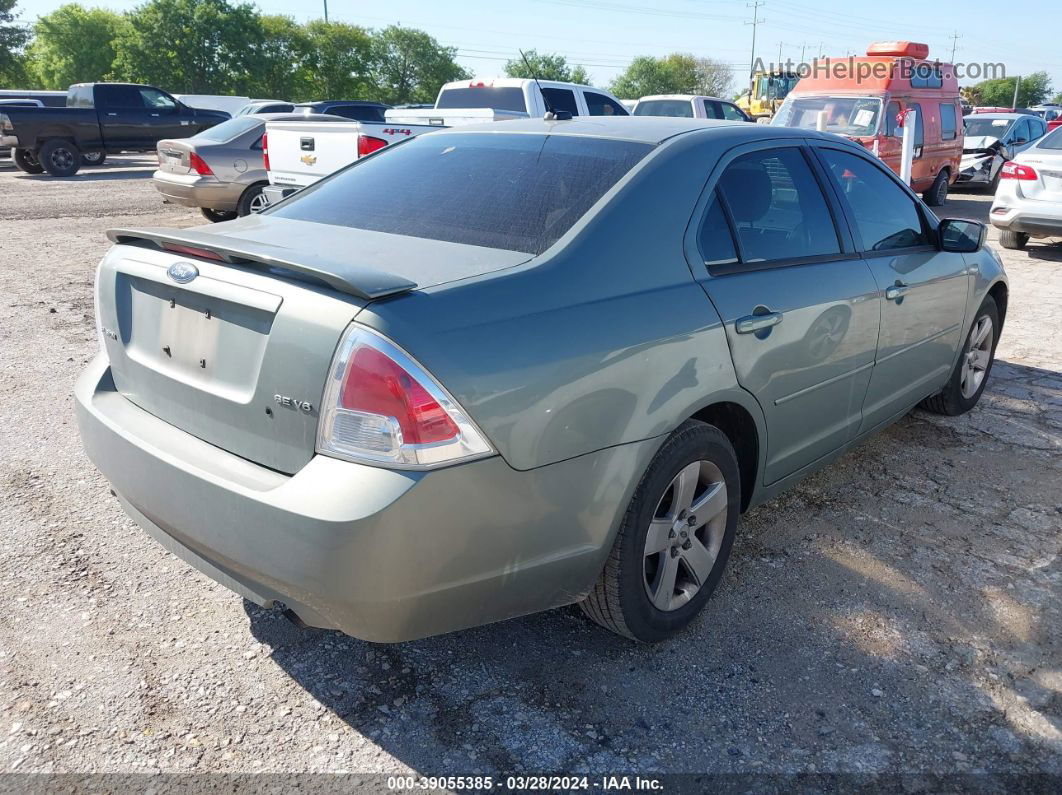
[960,315,993,399]
[49,147,74,171]
[643,460,728,612]
[248,191,269,213]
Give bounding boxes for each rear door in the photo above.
[811,142,970,431]
[686,141,880,484]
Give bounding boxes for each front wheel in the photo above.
[12,148,44,174]
[922,169,949,206]
[39,139,81,177]
[920,296,999,416]
[580,420,740,642]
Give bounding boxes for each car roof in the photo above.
[968,113,1025,120]
[638,94,726,103]
[296,100,388,108]
[432,116,795,144]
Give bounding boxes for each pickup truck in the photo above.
[261,79,631,206]
[632,94,753,122]
[0,82,229,177]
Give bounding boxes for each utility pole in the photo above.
[777,40,783,67]
[948,31,960,63]
[745,1,765,95]
[323,0,329,22]
[799,41,806,64]
[1012,74,1021,109]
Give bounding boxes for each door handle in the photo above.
[107,112,117,116]
[885,283,910,301]
[151,113,160,117]
[735,311,783,334]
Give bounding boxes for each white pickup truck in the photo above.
[632,94,752,122]
[261,78,630,206]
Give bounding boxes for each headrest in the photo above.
[721,163,774,224]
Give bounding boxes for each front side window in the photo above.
[716,148,840,264]
[817,148,928,252]
[101,84,146,108]
[886,101,901,137]
[140,88,176,111]
[908,102,924,155]
[940,103,957,141]
[584,91,627,116]
[541,88,580,116]
[269,133,652,255]
[720,102,747,121]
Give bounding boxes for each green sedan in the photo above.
[76,117,1007,643]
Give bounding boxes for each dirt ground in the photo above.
[0,155,1059,781]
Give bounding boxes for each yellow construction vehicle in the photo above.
[735,70,800,119]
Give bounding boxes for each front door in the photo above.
[812,143,970,431]
[689,142,881,484]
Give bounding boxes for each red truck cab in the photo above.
[771,42,962,206]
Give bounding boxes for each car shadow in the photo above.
[934,195,992,224]
[1027,243,1062,262]
[243,360,1061,776]
[15,168,156,182]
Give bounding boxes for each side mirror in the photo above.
[938,218,986,253]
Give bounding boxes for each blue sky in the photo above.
[14,0,1062,93]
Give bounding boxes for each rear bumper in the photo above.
[75,355,652,642]
[261,184,299,207]
[990,199,1062,237]
[152,170,241,211]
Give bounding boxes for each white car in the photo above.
[633,94,751,122]
[990,125,1062,249]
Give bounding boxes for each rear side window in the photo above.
[940,103,957,141]
[702,100,722,119]
[698,191,739,268]
[817,148,928,251]
[436,87,527,113]
[716,148,840,264]
[541,88,579,116]
[270,133,652,255]
[584,91,627,116]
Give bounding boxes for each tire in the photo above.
[999,230,1028,250]
[12,148,44,174]
[81,150,106,166]
[922,169,949,206]
[580,420,740,642]
[236,182,269,216]
[39,139,81,177]
[201,207,238,223]
[920,296,999,416]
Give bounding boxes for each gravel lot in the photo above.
[0,155,1059,780]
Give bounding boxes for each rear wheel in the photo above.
[999,230,1028,250]
[580,420,740,642]
[12,148,44,174]
[236,182,268,216]
[920,296,999,416]
[922,169,949,206]
[201,207,237,223]
[39,139,81,177]
[82,150,106,166]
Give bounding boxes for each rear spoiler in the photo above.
[106,226,417,300]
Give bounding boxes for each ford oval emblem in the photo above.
[167,261,199,284]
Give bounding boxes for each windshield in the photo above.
[771,95,883,136]
[1038,127,1062,149]
[192,116,263,142]
[435,86,527,113]
[633,99,693,118]
[963,117,1013,139]
[756,74,798,100]
[268,133,653,255]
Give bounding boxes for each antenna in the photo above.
[520,49,571,121]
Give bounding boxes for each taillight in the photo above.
[317,326,493,468]
[189,152,213,176]
[262,132,270,171]
[1000,161,1037,180]
[357,134,388,157]
[161,243,223,261]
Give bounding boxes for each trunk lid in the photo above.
[97,218,529,473]
[156,138,196,175]
[266,119,364,188]
[1015,150,1062,202]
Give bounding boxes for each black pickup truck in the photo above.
[0,82,229,176]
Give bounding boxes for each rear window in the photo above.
[269,133,653,255]
[634,100,693,118]
[1038,127,1062,149]
[435,87,527,113]
[192,116,262,142]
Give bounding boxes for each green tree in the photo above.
[504,49,590,85]
[25,4,126,89]
[967,71,1052,108]
[609,53,701,98]
[300,20,373,100]
[246,14,310,100]
[112,0,263,94]
[0,0,29,87]
[369,25,469,105]
[1051,92,1062,105]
